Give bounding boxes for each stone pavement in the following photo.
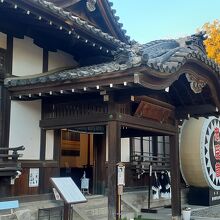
[137,204,220,220]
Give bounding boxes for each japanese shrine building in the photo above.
[1,1,220,220]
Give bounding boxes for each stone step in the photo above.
[0,189,188,220]
[74,195,135,220]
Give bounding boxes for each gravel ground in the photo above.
[192,205,220,218]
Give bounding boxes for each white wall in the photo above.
[12,36,43,76]
[0,32,6,49]
[121,138,130,162]
[9,100,41,160]
[48,50,77,71]
[45,130,54,160]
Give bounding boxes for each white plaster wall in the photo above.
[9,100,41,160]
[0,32,6,49]
[45,130,54,160]
[48,50,77,71]
[121,138,130,162]
[12,36,43,76]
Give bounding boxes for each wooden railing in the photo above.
[43,101,131,120]
[43,102,109,120]
[0,146,25,177]
[131,151,170,175]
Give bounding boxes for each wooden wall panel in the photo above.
[11,165,59,196]
[42,167,60,193]
[12,168,39,196]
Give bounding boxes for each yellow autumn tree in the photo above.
[202,19,220,64]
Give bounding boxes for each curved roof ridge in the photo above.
[105,0,130,42]
[30,0,127,48]
[5,33,220,87]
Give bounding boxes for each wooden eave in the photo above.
[7,66,145,98]
[49,0,129,43]
[0,0,123,52]
[6,60,220,117]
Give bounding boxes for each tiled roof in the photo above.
[105,0,130,42]
[5,33,220,87]
[31,0,127,48]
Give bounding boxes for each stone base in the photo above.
[187,187,220,206]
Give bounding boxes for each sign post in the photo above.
[141,164,157,213]
[50,177,87,220]
[116,163,125,220]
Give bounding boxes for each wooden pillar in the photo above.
[93,134,106,194]
[0,35,13,149]
[170,131,181,220]
[39,129,46,194]
[64,203,71,220]
[107,121,121,220]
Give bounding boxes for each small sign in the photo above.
[81,178,89,190]
[117,163,125,186]
[53,188,61,200]
[29,168,39,187]
[118,185,123,195]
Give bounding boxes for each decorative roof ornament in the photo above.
[185,31,207,54]
[185,73,207,94]
[86,0,97,12]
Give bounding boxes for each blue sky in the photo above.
[111,0,220,43]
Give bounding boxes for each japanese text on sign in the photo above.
[117,165,125,186]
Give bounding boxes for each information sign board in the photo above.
[117,163,125,186]
[29,168,39,187]
[50,177,87,204]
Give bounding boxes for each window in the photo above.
[61,130,80,157]
[131,136,170,166]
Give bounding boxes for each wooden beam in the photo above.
[20,160,59,168]
[118,114,177,135]
[53,129,61,161]
[39,113,110,129]
[107,121,121,220]
[40,129,46,161]
[170,130,181,219]
[176,104,218,119]
[40,111,177,135]
[0,34,13,149]
[42,49,48,73]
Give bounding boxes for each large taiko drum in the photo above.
[180,117,220,190]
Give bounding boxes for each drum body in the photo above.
[180,117,220,190]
